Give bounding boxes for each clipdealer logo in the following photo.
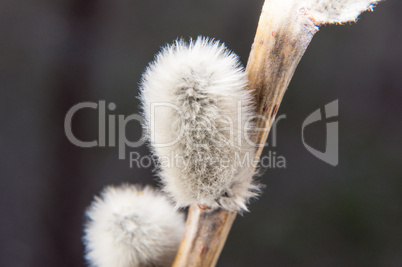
[302,100,339,166]
[64,101,145,159]
[64,100,339,167]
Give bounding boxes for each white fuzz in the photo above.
[140,37,258,212]
[263,0,380,24]
[83,184,185,267]
[306,0,380,24]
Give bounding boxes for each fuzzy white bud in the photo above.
[307,0,381,24]
[263,0,380,25]
[140,37,259,212]
[83,184,185,267]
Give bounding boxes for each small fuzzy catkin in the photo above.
[140,37,258,212]
[264,0,380,25]
[306,0,381,24]
[83,184,185,267]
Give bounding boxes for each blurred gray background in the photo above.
[0,0,401,266]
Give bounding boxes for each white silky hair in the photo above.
[83,184,185,267]
[263,0,380,24]
[140,37,259,212]
[307,0,380,24]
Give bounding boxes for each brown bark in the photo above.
[172,205,236,267]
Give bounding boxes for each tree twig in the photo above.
[172,205,236,267]
[173,1,319,266]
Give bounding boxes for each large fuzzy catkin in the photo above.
[140,37,258,212]
[83,184,185,267]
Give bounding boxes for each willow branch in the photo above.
[172,205,236,267]
[172,1,319,266]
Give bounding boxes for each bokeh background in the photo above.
[1,0,401,266]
